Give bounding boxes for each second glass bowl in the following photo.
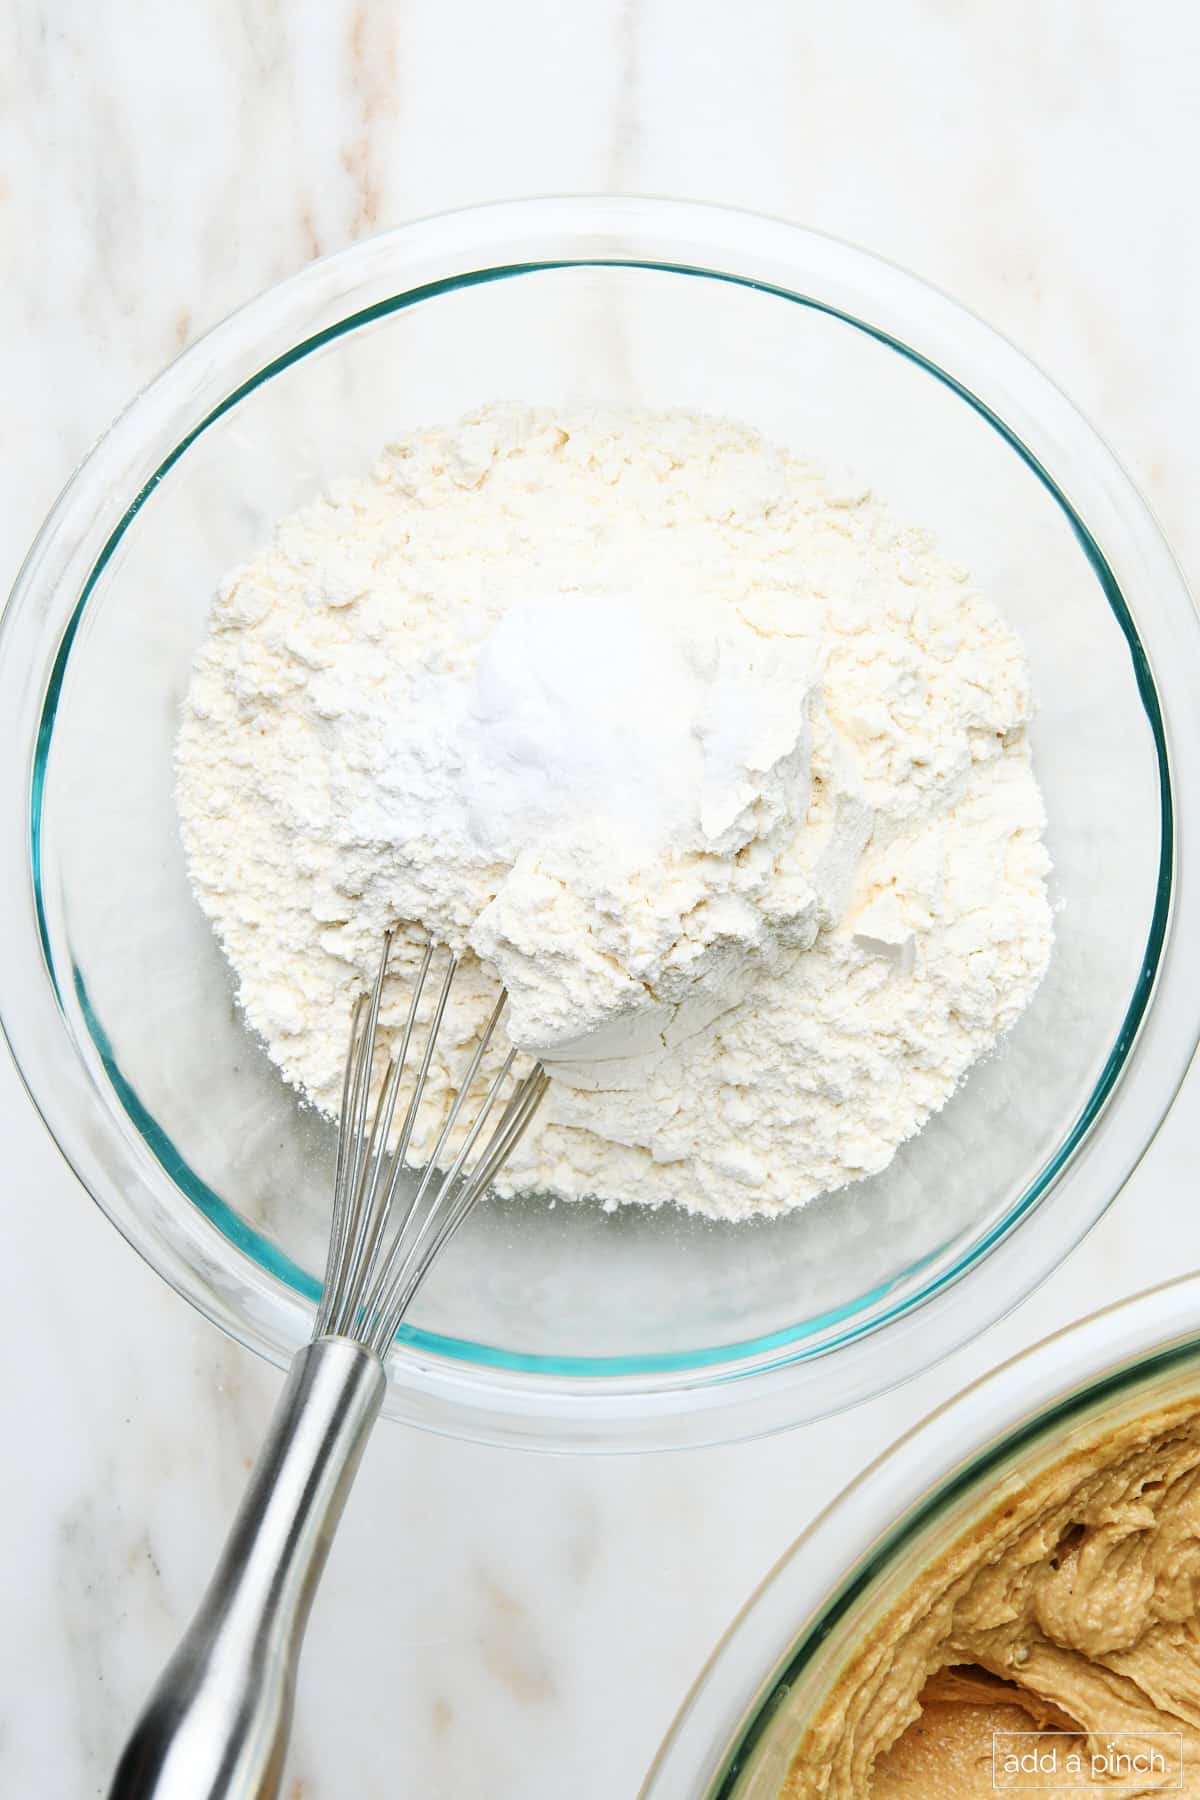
[644,1274,1200,1795]
[1,197,1198,1448]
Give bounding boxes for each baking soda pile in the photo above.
[176,404,1052,1219]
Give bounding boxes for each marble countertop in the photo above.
[3,5,1199,1794]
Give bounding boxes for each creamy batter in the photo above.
[785,1398,1200,1796]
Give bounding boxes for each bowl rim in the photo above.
[640,1270,1200,1796]
[2,194,1200,1451]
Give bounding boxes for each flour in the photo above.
[176,404,1052,1219]
[356,588,848,1064]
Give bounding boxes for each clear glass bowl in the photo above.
[643,1273,1200,1795]
[2,197,1198,1450]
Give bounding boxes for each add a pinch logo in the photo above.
[992,1730,1184,1790]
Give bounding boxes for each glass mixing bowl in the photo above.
[643,1273,1200,1795]
[2,197,1198,1450]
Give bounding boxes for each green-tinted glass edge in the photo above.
[708,1335,1200,1796]
[30,258,1173,1379]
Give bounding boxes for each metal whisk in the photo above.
[109,934,547,1800]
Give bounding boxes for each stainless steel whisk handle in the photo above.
[108,936,547,1798]
[108,1336,385,1800]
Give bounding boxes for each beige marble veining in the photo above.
[2,3,1199,1795]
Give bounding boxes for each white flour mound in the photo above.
[176,404,1052,1220]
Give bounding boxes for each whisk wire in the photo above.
[352,950,458,1313]
[366,1059,549,1354]
[328,939,437,1337]
[462,1065,550,1200]
[356,988,508,1341]
[346,930,391,1201]
[316,934,545,1353]
[326,1053,395,1340]
[380,991,508,1240]
[388,953,458,1178]
[321,927,394,1334]
[362,1040,516,1352]
[315,988,368,1338]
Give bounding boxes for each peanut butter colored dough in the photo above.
[783,1397,1200,1797]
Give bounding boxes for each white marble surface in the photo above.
[2,4,1200,1794]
